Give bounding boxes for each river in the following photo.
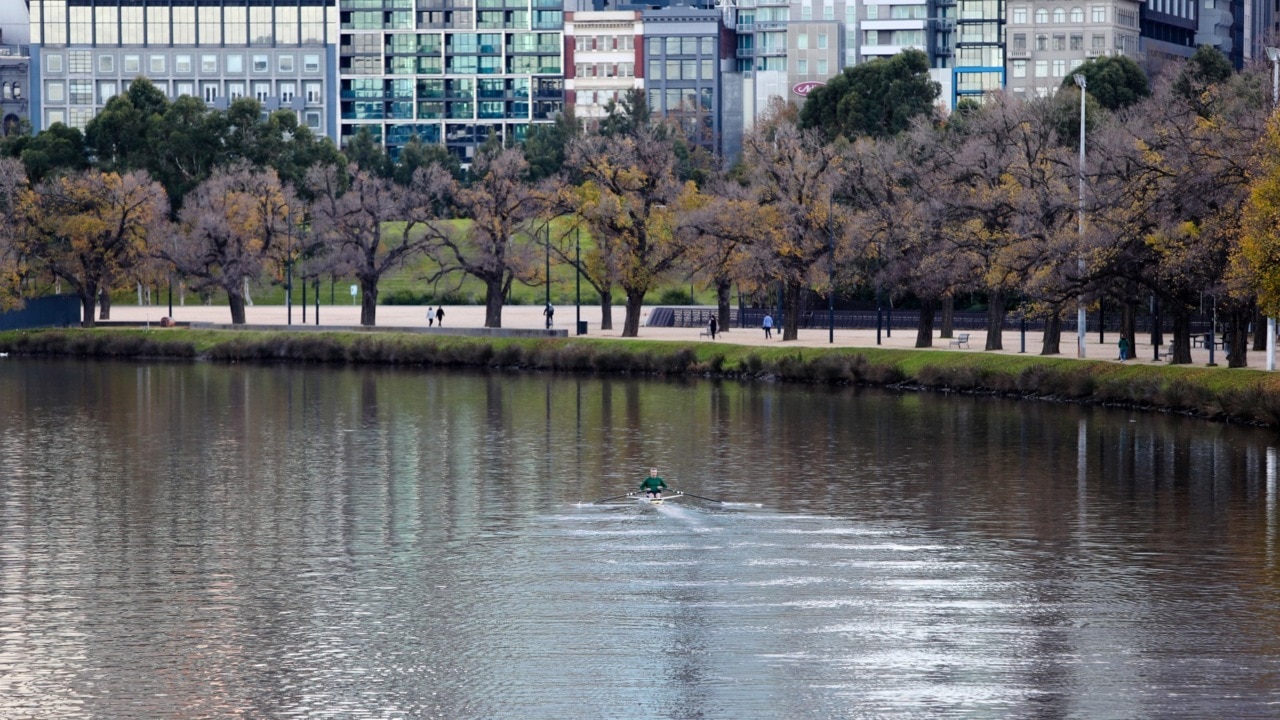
[2,359,1279,719]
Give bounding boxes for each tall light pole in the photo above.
[1267,48,1280,371]
[828,195,835,344]
[545,224,552,329]
[575,224,583,335]
[1075,73,1088,359]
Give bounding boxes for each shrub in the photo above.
[659,288,693,305]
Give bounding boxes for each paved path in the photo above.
[102,303,1274,369]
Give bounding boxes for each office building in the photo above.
[1005,0,1141,98]
[26,0,335,136]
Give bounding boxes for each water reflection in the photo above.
[1,359,1280,718]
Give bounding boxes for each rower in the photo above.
[638,468,668,499]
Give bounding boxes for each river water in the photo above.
[2,359,1280,719]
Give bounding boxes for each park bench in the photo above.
[948,333,970,349]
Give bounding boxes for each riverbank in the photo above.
[5,304,1280,428]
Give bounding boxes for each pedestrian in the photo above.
[436,306,444,326]
[427,306,434,327]
[638,468,668,499]
[708,315,718,340]
[544,302,555,328]
[763,313,773,339]
[1118,336,1129,362]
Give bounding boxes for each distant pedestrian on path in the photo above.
[763,314,773,339]
[427,306,434,327]
[544,302,554,328]
[436,306,444,326]
[708,315,718,340]
[1118,336,1129,362]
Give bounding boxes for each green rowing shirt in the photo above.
[640,476,667,492]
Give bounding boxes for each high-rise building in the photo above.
[564,10,642,127]
[1005,0,1141,99]
[26,0,335,136]
[337,0,565,162]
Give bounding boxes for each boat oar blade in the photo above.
[670,489,726,504]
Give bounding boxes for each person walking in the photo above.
[763,314,773,339]
[638,468,668,499]
[708,315,718,340]
[436,306,444,326]
[544,302,555,328]
[427,306,434,327]
[1118,336,1130,362]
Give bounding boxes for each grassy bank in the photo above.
[5,327,1280,428]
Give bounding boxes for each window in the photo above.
[279,55,295,73]
[124,55,140,74]
[254,83,270,102]
[176,55,192,73]
[47,110,66,128]
[202,55,218,73]
[202,82,219,103]
[1070,34,1083,50]
[98,81,117,104]
[1035,34,1048,51]
[176,82,194,98]
[150,56,166,74]
[1053,34,1065,50]
[305,82,321,104]
[69,80,92,104]
[98,55,115,74]
[1012,34,1027,52]
[46,82,65,103]
[1053,8,1066,22]
[1052,59,1066,76]
[47,54,64,74]
[253,55,269,73]
[866,5,878,19]
[801,5,812,20]
[69,51,92,74]
[1091,34,1104,50]
[1035,8,1048,22]
[1092,6,1106,21]
[280,83,296,103]
[227,54,244,74]
[817,58,828,75]
[1012,60,1027,78]
[304,55,321,73]
[818,33,828,49]
[823,4,834,20]
[798,33,808,50]
[797,59,808,74]
[1012,7,1027,23]
[69,108,94,129]
[305,111,321,129]
[228,82,245,100]
[1071,7,1084,21]
[1034,60,1048,77]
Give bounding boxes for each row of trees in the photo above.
[3,48,1280,367]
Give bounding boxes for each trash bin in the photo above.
[577,321,588,335]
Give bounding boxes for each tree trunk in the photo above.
[984,291,1007,351]
[1228,308,1251,368]
[599,288,613,330]
[621,289,643,337]
[484,277,504,328]
[915,296,935,348]
[228,290,247,325]
[717,279,731,331]
[782,281,802,341]
[1252,305,1266,352]
[1040,310,1062,355]
[360,278,378,326]
[99,288,112,320]
[940,294,954,338]
[1170,311,1192,365]
[79,286,97,328]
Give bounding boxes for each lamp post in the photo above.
[828,195,834,344]
[545,224,552,329]
[1267,47,1280,371]
[1075,72,1087,358]
[575,224,583,335]
[285,226,293,326]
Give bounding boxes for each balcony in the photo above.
[1007,48,1029,58]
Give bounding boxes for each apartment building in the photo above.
[564,10,642,127]
[0,3,31,136]
[337,0,565,162]
[1004,0,1141,98]
[26,0,335,136]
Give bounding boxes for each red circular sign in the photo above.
[792,81,826,97]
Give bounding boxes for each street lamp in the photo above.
[1265,48,1280,370]
[545,223,552,329]
[575,224,583,335]
[1074,72,1088,359]
[828,196,834,344]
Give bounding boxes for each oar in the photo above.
[671,489,726,504]
[582,492,636,505]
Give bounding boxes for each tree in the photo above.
[523,107,580,182]
[21,169,168,326]
[308,163,447,326]
[1059,55,1149,111]
[565,125,694,337]
[394,134,460,187]
[799,49,940,140]
[343,127,393,178]
[84,77,169,173]
[1238,115,1280,322]
[166,163,297,324]
[18,123,88,184]
[1173,45,1234,116]
[426,147,544,328]
[739,120,843,341]
[0,157,28,310]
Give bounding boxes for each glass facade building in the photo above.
[338,0,564,161]
[27,0,335,135]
